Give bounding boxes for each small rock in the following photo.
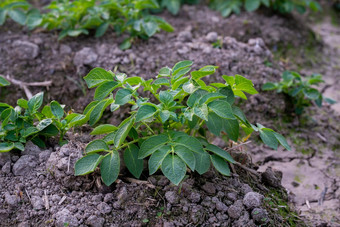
[216,201,228,212]
[12,155,37,176]
[12,40,39,60]
[177,31,192,42]
[206,32,218,43]
[73,47,98,66]
[251,208,269,225]
[86,215,105,227]
[261,167,282,188]
[241,184,253,194]
[59,44,72,55]
[54,208,78,227]
[202,182,216,194]
[5,192,20,207]
[31,196,44,210]
[39,150,52,163]
[165,191,179,204]
[291,181,300,187]
[97,202,112,214]
[0,153,11,167]
[17,222,29,227]
[117,186,128,202]
[243,192,264,209]
[227,192,237,202]
[92,194,103,202]
[188,192,201,203]
[227,200,244,219]
[104,193,114,203]
[1,161,11,174]
[22,141,41,156]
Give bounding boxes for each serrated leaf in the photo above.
[51,101,64,120]
[205,144,235,163]
[139,134,168,158]
[148,145,171,175]
[193,105,208,121]
[161,154,186,185]
[84,68,114,88]
[160,110,171,123]
[187,89,208,107]
[208,100,235,119]
[114,117,135,148]
[174,145,196,171]
[91,124,117,135]
[124,144,143,178]
[103,132,116,145]
[136,105,157,122]
[101,151,120,186]
[210,155,231,176]
[75,154,103,176]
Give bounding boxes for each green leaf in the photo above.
[84,68,114,88]
[160,110,171,123]
[26,9,42,29]
[222,119,239,142]
[0,76,10,86]
[193,105,208,121]
[208,100,235,119]
[161,154,186,185]
[124,144,143,178]
[14,142,24,151]
[50,101,64,120]
[95,22,109,37]
[75,154,103,176]
[174,145,196,171]
[103,132,116,145]
[259,128,278,150]
[85,140,109,154]
[245,0,261,11]
[218,86,235,105]
[165,0,181,15]
[36,119,52,131]
[8,9,26,25]
[142,20,158,37]
[119,39,131,50]
[91,124,117,135]
[139,134,169,159]
[232,106,250,126]
[187,89,208,107]
[303,88,320,100]
[172,134,205,155]
[261,83,277,91]
[193,151,210,174]
[89,99,113,126]
[159,91,173,106]
[172,60,193,75]
[114,117,135,148]
[21,127,39,138]
[148,145,171,175]
[210,155,231,176]
[136,105,157,122]
[17,99,28,109]
[101,151,120,186]
[153,78,169,86]
[28,92,44,114]
[206,112,223,136]
[94,81,119,101]
[39,124,59,136]
[191,65,217,80]
[158,67,171,77]
[0,142,14,152]
[115,89,132,105]
[0,9,7,26]
[273,132,291,151]
[205,144,235,163]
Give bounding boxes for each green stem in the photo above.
[116,136,149,150]
[143,122,155,134]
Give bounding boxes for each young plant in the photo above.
[74,61,291,186]
[0,0,42,29]
[262,71,336,115]
[156,0,200,15]
[0,92,84,152]
[209,0,321,17]
[40,0,174,48]
[0,76,10,87]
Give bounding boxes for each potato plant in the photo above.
[262,71,336,115]
[75,61,291,186]
[0,92,85,152]
[209,0,321,17]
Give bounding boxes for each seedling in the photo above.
[262,71,336,115]
[74,61,291,186]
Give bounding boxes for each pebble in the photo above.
[243,192,264,210]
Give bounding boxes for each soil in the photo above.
[0,2,339,227]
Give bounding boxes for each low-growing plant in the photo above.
[156,0,200,15]
[40,0,174,47]
[0,92,85,152]
[74,60,291,186]
[262,71,336,115]
[0,0,42,29]
[209,0,321,17]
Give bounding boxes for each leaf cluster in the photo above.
[209,0,321,17]
[0,92,83,152]
[156,0,200,15]
[75,61,291,186]
[262,71,336,115]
